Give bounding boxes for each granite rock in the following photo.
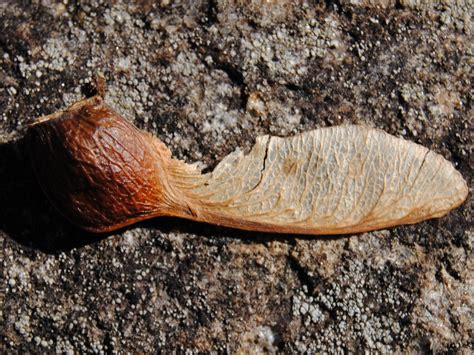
[0,0,472,352]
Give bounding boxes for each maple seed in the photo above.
[29,96,468,234]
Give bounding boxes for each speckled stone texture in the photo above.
[0,0,472,353]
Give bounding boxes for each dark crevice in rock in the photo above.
[214,60,248,111]
[203,0,219,26]
[441,254,462,282]
[323,0,343,14]
[287,254,316,295]
[284,83,303,93]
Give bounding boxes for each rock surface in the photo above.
[0,0,472,352]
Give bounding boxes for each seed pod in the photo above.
[29,95,468,234]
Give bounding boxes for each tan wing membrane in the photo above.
[29,96,468,234]
[171,126,468,234]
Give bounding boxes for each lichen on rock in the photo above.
[0,0,471,352]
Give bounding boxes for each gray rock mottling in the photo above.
[0,0,472,352]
